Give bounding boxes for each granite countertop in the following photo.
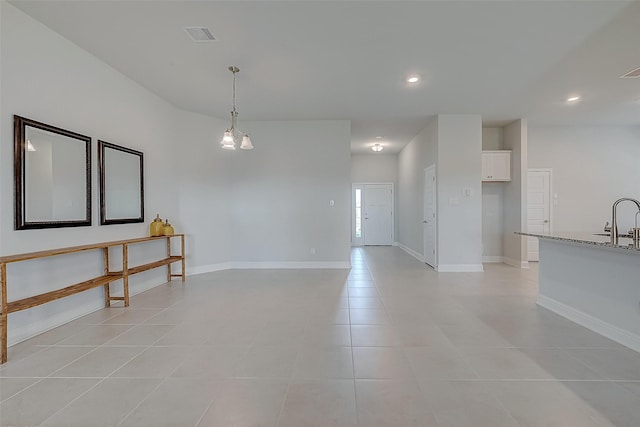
[515,231,640,253]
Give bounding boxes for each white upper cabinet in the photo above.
[482,151,511,181]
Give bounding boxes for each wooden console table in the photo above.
[0,234,185,364]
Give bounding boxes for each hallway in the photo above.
[1,247,639,426]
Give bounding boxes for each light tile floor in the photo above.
[2,247,640,426]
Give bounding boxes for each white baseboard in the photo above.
[8,277,169,347]
[188,261,351,276]
[482,256,504,263]
[9,300,105,346]
[397,243,424,263]
[232,261,351,269]
[503,257,529,269]
[187,262,234,276]
[537,294,640,353]
[436,264,484,272]
[392,242,399,247]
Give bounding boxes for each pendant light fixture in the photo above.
[220,66,253,150]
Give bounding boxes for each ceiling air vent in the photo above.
[620,66,640,78]
[184,27,216,42]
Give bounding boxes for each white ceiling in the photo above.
[9,1,640,154]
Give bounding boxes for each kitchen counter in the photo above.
[518,230,640,353]
[516,231,640,253]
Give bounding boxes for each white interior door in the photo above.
[527,169,551,261]
[423,166,436,267]
[364,184,393,245]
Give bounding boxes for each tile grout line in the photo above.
[0,376,46,404]
[39,317,173,426]
[114,324,193,426]
[350,248,369,426]
[38,345,148,426]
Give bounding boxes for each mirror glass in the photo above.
[99,140,144,225]
[14,115,91,229]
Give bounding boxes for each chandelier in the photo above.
[220,66,253,150]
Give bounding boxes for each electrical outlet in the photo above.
[310,247,316,255]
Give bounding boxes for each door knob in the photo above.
[423,220,428,223]
[544,220,549,223]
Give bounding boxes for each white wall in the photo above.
[1,3,181,344]
[436,115,483,271]
[175,109,233,273]
[528,126,640,233]
[228,120,352,265]
[482,128,505,260]
[502,119,528,268]
[351,154,398,183]
[398,117,437,259]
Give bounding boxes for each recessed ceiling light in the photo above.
[566,95,581,102]
[371,143,384,152]
[406,75,420,84]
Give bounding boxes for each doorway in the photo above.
[423,165,437,267]
[352,183,394,246]
[527,169,552,261]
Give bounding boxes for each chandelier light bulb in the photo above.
[240,134,254,150]
[221,130,236,150]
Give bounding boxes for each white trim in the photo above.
[482,256,504,263]
[392,242,399,247]
[8,277,171,347]
[232,261,351,269]
[503,257,530,269]
[436,264,484,272]
[398,243,424,263]
[187,262,234,276]
[188,261,351,276]
[9,300,105,346]
[537,294,640,353]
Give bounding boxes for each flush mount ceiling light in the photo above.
[220,66,253,150]
[371,143,384,152]
[406,75,421,84]
[566,95,581,103]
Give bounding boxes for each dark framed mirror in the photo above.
[98,140,144,225]
[14,115,92,230]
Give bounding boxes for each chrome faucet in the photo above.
[611,198,640,243]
